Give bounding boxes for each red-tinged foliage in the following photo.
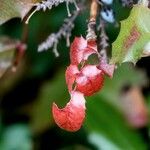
[70,37,87,65]
[76,65,104,96]
[65,64,104,96]
[52,36,115,132]
[70,37,98,65]
[87,40,97,51]
[52,91,86,132]
[65,65,79,92]
[98,62,115,78]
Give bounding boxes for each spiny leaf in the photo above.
[111,4,150,64]
[0,0,38,25]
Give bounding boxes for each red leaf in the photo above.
[52,91,86,132]
[98,57,115,78]
[65,65,79,92]
[99,63,115,78]
[87,40,97,51]
[76,65,104,96]
[70,37,97,65]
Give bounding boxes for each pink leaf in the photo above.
[52,91,86,132]
[83,47,97,61]
[76,65,104,96]
[70,37,98,65]
[70,37,87,65]
[98,56,115,78]
[99,63,115,78]
[65,65,79,92]
[87,40,97,51]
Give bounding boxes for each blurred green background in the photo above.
[0,1,150,150]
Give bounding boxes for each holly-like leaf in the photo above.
[70,37,98,65]
[0,0,38,25]
[111,4,150,64]
[52,91,86,132]
[76,65,104,96]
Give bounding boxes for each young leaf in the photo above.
[70,37,98,65]
[76,65,104,96]
[65,64,79,92]
[52,91,86,132]
[98,57,115,78]
[111,4,150,64]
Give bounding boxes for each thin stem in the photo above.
[25,9,37,24]
[90,0,98,22]
[21,23,29,43]
[66,1,71,17]
[86,0,98,41]
[73,0,80,11]
[12,23,28,71]
[98,19,109,63]
[53,42,59,57]
[37,8,81,55]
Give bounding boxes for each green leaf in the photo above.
[111,4,150,64]
[0,37,17,78]
[0,0,38,25]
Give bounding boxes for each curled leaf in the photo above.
[98,63,115,78]
[98,58,115,78]
[65,65,79,92]
[70,37,98,65]
[76,65,104,96]
[52,91,86,132]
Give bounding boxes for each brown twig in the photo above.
[89,0,98,22]
[12,23,28,72]
[21,23,29,43]
[86,0,98,41]
[98,19,109,62]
